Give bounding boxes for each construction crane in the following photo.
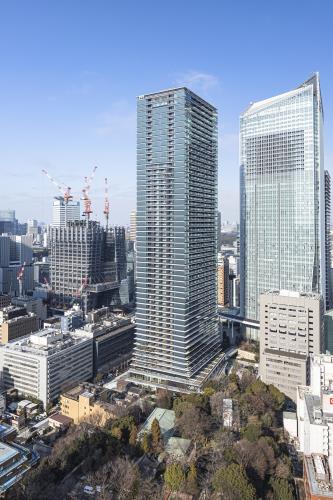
[82,166,98,220]
[17,262,26,298]
[41,169,73,204]
[104,177,110,228]
[43,277,52,292]
[42,169,74,227]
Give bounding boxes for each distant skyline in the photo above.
[0,1,332,226]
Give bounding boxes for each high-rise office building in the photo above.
[129,87,221,391]
[0,210,17,234]
[325,170,332,309]
[52,198,80,228]
[240,74,328,338]
[130,209,136,242]
[114,226,127,282]
[0,235,33,296]
[49,221,119,312]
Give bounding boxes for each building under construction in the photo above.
[49,220,123,312]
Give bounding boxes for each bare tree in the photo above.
[177,405,212,445]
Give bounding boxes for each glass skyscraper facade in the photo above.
[240,74,329,335]
[129,87,221,391]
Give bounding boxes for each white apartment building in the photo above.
[0,328,93,407]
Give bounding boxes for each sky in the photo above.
[0,0,333,226]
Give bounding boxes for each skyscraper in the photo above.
[130,209,136,243]
[0,209,17,234]
[240,74,328,338]
[52,198,80,228]
[325,170,332,309]
[129,87,221,391]
[49,221,119,312]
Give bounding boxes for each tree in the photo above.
[141,432,151,454]
[186,462,199,495]
[203,386,215,397]
[177,405,212,444]
[164,463,185,492]
[241,423,262,442]
[94,372,103,384]
[111,426,122,440]
[268,384,286,410]
[234,437,276,496]
[210,391,225,420]
[212,463,256,500]
[270,478,294,500]
[151,418,163,453]
[156,389,173,409]
[275,456,292,480]
[107,457,140,499]
[129,425,138,447]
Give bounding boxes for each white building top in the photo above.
[1,327,90,357]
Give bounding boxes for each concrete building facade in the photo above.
[0,328,93,407]
[0,311,38,344]
[130,87,221,391]
[49,221,119,312]
[60,383,116,425]
[259,290,324,401]
[217,256,229,307]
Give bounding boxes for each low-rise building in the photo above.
[297,385,333,472]
[304,454,333,499]
[48,413,73,430]
[11,296,47,323]
[0,328,93,407]
[82,314,134,374]
[60,383,117,425]
[0,309,38,343]
[138,408,175,442]
[0,440,39,495]
[0,294,11,309]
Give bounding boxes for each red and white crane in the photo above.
[82,166,98,220]
[41,169,73,204]
[17,262,26,298]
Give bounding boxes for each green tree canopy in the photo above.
[241,422,263,442]
[213,463,256,500]
[270,478,294,500]
[164,462,185,492]
[141,432,151,454]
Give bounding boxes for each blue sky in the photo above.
[0,0,332,226]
